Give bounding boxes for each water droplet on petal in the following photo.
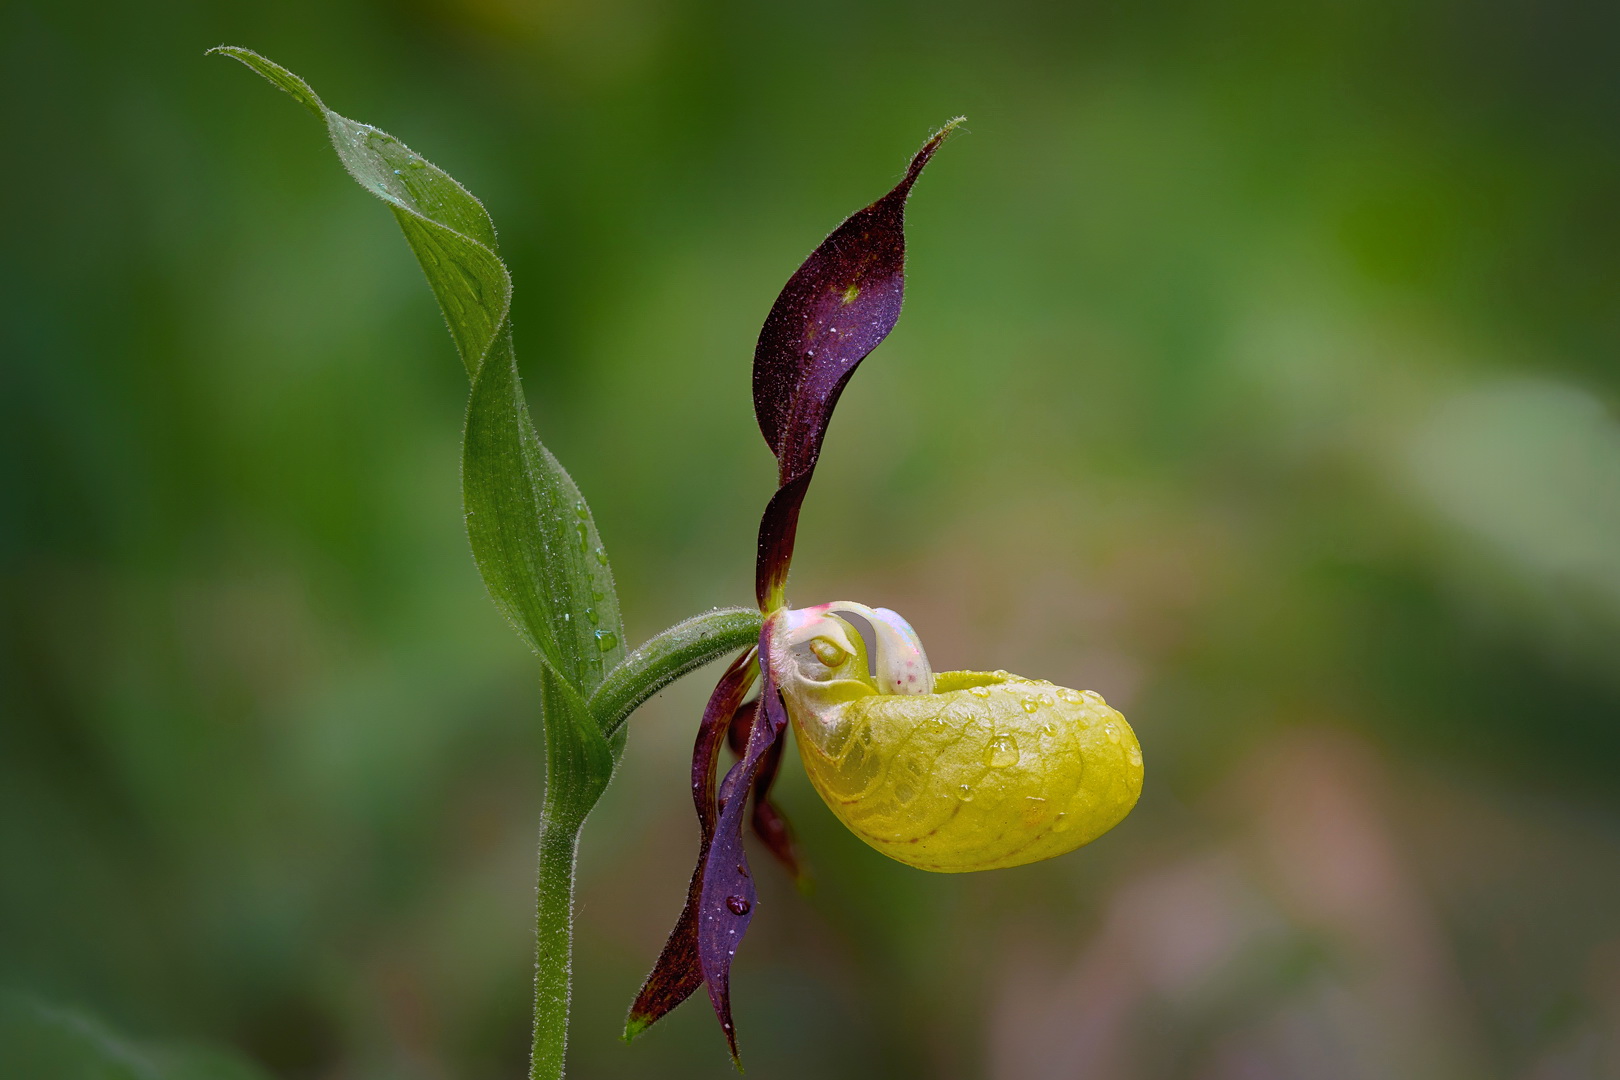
[1127,746,1143,766]
[968,685,992,698]
[1021,699,1040,714]
[956,783,975,802]
[726,895,751,915]
[1022,796,1047,826]
[986,734,1019,768]
[1052,813,1071,833]
[1105,724,1121,744]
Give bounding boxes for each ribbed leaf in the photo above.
[212,46,625,695]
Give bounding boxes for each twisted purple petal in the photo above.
[625,648,757,1039]
[694,624,789,1065]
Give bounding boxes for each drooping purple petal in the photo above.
[625,648,757,1039]
[695,624,790,1066]
[727,699,809,889]
[749,729,810,891]
[753,120,961,608]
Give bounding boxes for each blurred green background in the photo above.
[5,1,1620,1077]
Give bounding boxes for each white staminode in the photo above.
[777,601,933,697]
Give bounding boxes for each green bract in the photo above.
[212,48,759,1080]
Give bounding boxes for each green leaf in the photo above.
[211,46,625,694]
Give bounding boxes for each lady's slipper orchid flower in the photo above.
[626,120,1143,1064]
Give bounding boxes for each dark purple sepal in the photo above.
[727,700,810,891]
[624,648,758,1040]
[694,626,790,1067]
[752,120,961,608]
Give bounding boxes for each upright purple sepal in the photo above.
[752,120,961,608]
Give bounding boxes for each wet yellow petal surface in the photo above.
[791,670,1143,872]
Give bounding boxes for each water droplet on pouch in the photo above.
[986,734,1019,768]
[726,896,751,915]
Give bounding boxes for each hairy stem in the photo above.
[591,607,763,738]
[531,808,584,1080]
[528,606,761,1078]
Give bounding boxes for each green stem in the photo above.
[590,607,763,738]
[528,605,761,1079]
[531,806,584,1080]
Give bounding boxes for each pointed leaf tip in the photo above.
[209,46,326,119]
[219,46,627,695]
